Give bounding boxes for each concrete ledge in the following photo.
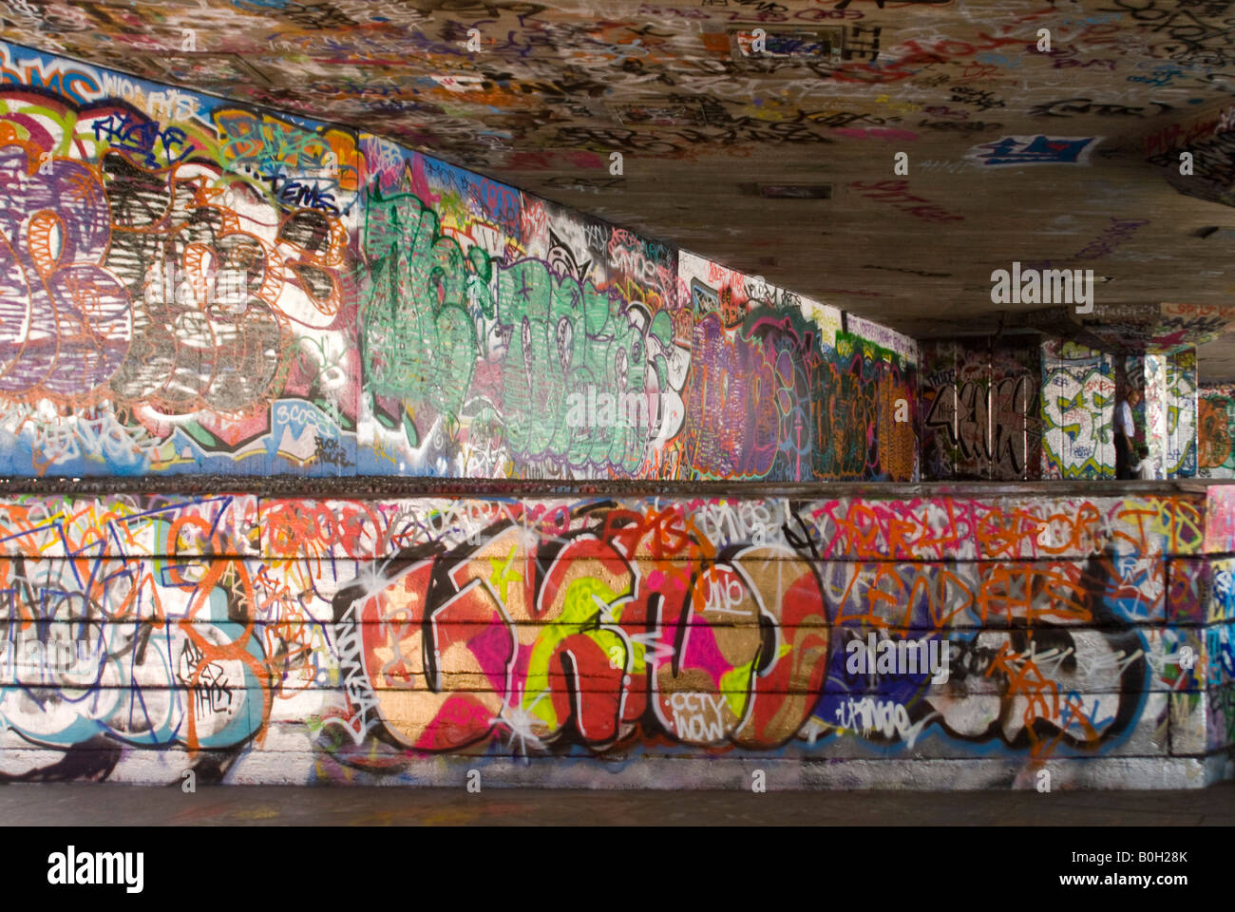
[0,475,1232,498]
[155,752,1235,790]
[3,781,1234,826]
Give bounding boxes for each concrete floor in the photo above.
[1,782,1232,826]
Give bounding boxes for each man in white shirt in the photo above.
[1115,388,1141,480]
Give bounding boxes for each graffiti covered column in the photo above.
[918,336,1042,482]
[1166,347,1199,479]
[1141,348,1199,480]
[1042,340,1115,479]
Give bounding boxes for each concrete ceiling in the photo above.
[7,0,1235,375]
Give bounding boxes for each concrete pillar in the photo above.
[1143,347,1198,479]
[918,337,1041,481]
[1041,339,1115,479]
[1120,353,1151,479]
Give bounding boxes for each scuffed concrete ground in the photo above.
[1,782,1232,826]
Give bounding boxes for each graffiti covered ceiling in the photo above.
[5,0,1235,376]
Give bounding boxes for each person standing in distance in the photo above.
[1116,387,1141,480]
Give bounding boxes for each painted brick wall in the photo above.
[0,488,1229,788]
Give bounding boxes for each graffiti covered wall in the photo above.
[1199,384,1235,479]
[0,489,1229,788]
[0,32,1227,792]
[0,40,917,483]
[919,338,1041,481]
[922,339,1201,484]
